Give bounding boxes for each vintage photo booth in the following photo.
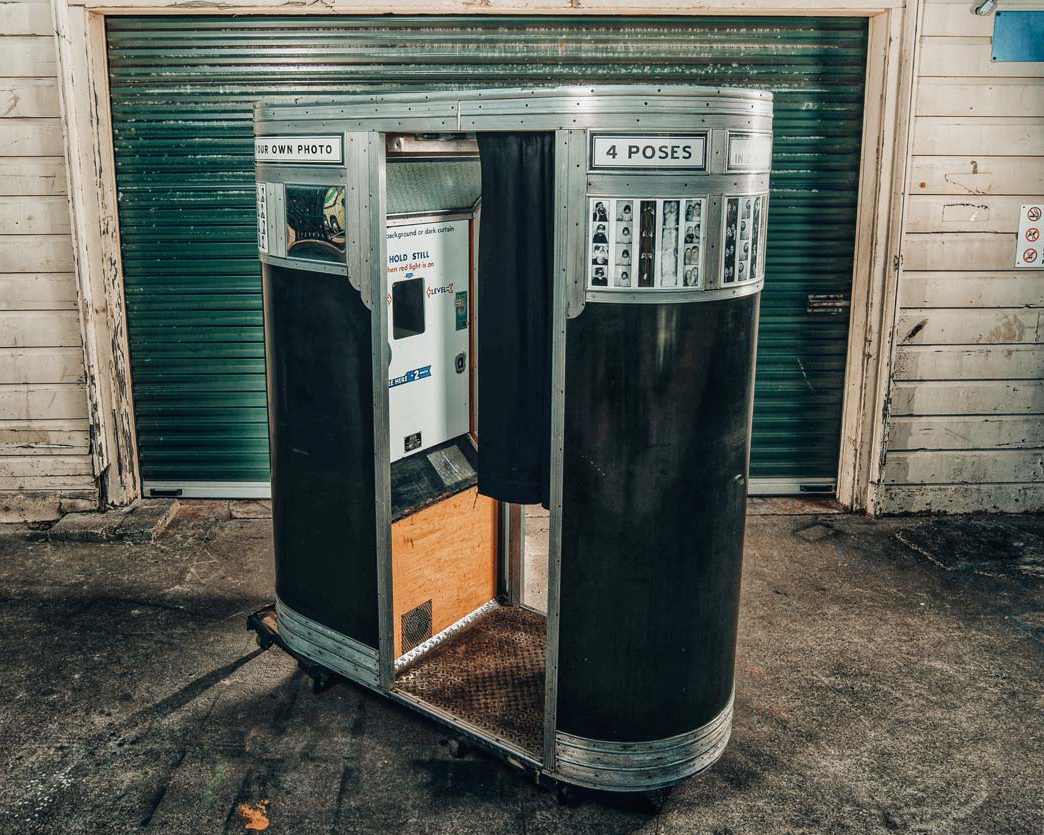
[250,86,773,792]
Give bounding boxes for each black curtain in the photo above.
[476,132,555,505]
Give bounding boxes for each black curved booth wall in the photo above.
[263,264,379,647]
[558,296,758,742]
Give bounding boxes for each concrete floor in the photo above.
[1,509,1043,834]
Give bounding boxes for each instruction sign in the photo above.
[591,134,706,170]
[1015,204,1043,268]
[385,219,471,463]
[254,135,343,164]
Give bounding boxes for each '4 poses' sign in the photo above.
[591,134,706,169]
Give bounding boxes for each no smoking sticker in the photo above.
[1016,205,1044,268]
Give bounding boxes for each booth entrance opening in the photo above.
[383,133,552,757]
[252,87,773,792]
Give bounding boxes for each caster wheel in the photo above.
[447,736,469,759]
[635,789,668,814]
[256,633,273,651]
[555,783,577,806]
[311,671,330,694]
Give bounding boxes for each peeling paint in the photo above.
[904,318,929,342]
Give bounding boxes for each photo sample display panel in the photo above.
[721,195,767,285]
[589,197,706,290]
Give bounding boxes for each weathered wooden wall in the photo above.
[879,0,1044,514]
[0,0,97,521]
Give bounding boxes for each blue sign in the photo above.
[993,11,1044,63]
[389,365,432,389]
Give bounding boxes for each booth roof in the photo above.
[253,83,773,123]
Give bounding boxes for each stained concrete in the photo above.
[0,511,1042,834]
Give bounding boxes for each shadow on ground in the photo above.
[0,511,1042,834]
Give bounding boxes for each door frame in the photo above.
[51,0,922,513]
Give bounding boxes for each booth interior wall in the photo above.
[106,14,868,494]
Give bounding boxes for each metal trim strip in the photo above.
[275,597,380,688]
[585,280,762,306]
[748,477,838,496]
[143,481,271,499]
[254,85,772,125]
[367,130,395,692]
[394,598,500,672]
[259,252,347,276]
[554,689,734,791]
[542,128,578,769]
[586,172,770,196]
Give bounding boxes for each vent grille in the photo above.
[401,600,433,653]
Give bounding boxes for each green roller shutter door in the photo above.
[107,15,867,496]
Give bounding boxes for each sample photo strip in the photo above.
[590,199,611,287]
[722,197,738,284]
[683,199,702,286]
[737,197,753,282]
[615,200,633,287]
[660,200,679,286]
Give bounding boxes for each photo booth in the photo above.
[251,86,773,792]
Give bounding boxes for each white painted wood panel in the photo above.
[0,348,85,384]
[0,158,67,195]
[908,156,1044,195]
[920,3,994,38]
[0,78,61,118]
[0,15,94,503]
[905,195,1036,234]
[894,345,1044,381]
[4,37,57,77]
[0,422,90,456]
[0,310,82,348]
[0,4,53,37]
[918,36,1044,79]
[0,119,65,157]
[877,483,1044,514]
[916,78,1044,118]
[882,449,1044,484]
[896,308,1043,345]
[0,384,88,421]
[0,273,77,309]
[899,272,1044,308]
[903,233,1034,271]
[0,196,72,234]
[0,235,75,273]
[913,118,1044,156]
[888,415,1044,451]
[890,380,1044,415]
[0,454,94,486]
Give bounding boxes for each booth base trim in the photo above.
[553,689,734,792]
[276,597,380,688]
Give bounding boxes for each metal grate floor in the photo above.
[395,605,546,757]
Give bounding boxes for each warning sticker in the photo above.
[1016,204,1044,268]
